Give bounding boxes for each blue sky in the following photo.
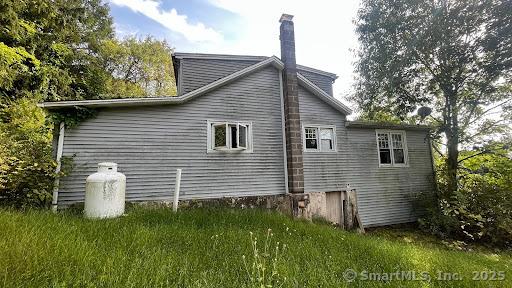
[108,0,361,100]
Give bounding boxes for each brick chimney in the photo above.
[280,14,304,194]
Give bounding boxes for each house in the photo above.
[40,14,434,227]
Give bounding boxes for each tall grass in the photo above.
[0,206,510,287]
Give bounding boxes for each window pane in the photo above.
[306,139,317,149]
[380,149,391,164]
[320,128,334,151]
[391,133,403,149]
[305,128,316,139]
[321,139,333,150]
[239,125,247,148]
[378,133,389,148]
[394,149,405,164]
[305,128,318,149]
[214,125,226,148]
[320,128,333,140]
[230,125,237,148]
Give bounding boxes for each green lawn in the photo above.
[0,207,510,287]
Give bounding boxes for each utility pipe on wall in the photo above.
[173,169,182,212]
[52,122,65,212]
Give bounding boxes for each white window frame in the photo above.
[207,120,253,153]
[302,124,337,152]
[375,130,408,167]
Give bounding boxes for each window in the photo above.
[320,128,334,151]
[304,128,318,149]
[303,125,336,152]
[376,130,407,166]
[208,121,252,152]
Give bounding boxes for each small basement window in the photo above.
[303,125,336,152]
[376,130,408,167]
[208,121,252,152]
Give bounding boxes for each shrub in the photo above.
[417,143,512,248]
[0,99,56,207]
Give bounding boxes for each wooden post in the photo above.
[344,191,353,229]
[173,169,182,212]
[338,186,365,232]
[339,191,345,228]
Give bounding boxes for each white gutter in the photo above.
[279,72,289,194]
[52,122,65,212]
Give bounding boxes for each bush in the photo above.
[0,99,56,207]
[417,143,512,248]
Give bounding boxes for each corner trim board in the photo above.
[52,122,65,211]
[279,72,289,194]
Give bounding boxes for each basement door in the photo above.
[325,191,342,225]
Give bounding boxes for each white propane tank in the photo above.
[84,162,126,219]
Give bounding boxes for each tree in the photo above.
[0,0,115,206]
[1,1,177,206]
[353,0,512,192]
[0,0,114,102]
[100,36,177,98]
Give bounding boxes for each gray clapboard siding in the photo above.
[180,58,259,94]
[298,86,434,226]
[179,56,334,97]
[58,67,286,205]
[298,70,334,96]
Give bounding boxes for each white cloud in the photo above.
[207,0,361,99]
[110,0,223,43]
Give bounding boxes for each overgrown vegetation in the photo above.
[0,0,176,206]
[354,0,512,248]
[0,99,54,207]
[417,141,512,248]
[0,207,510,287]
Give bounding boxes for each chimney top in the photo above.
[279,14,294,23]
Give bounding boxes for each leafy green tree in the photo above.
[1,0,114,102]
[0,1,176,206]
[353,0,512,192]
[100,37,177,98]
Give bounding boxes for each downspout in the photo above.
[52,122,65,212]
[279,72,289,194]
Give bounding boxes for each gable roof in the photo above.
[39,56,351,115]
[297,74,352,115]
[174,52,338,80]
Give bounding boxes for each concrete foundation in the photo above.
[69,192,339,224]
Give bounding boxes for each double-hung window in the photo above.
[208,121,252,152]
[376,130,408,167]
[303,125,336,152]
